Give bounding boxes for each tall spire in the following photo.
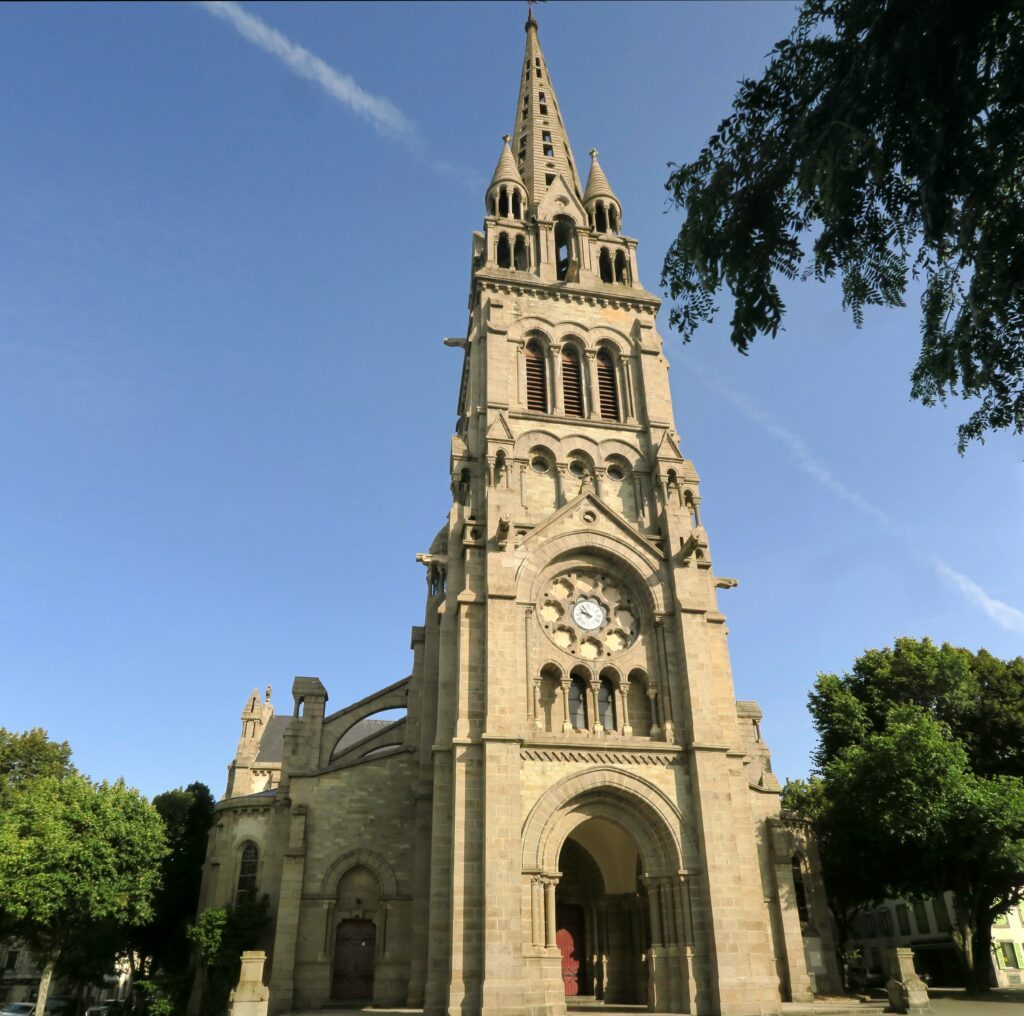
[509,16,584,206]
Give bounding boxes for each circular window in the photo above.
[569,460,587,478]
[531,456,550,473]
[537,569,640,659]
[606,464,625,481]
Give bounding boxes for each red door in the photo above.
[556,903,585,996]
[332,918,376,1001]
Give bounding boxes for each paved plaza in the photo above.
[283,990,1024,1016]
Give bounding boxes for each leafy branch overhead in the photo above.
[662,0,1024,450]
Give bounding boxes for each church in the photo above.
[196,16,841,1016]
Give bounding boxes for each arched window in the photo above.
[511,190,522,219]
[496,233,511,269]
[489,196,497,217]
[614,249,629,284]
[595,203,608,233]
[554,217,576,281]
[237,842,259,900]
[609,206,619,233]
[792,855,810,924]
[596,349,620,421]
[514,235,529,271]
[525,341,548,413]
[598,678,616,731]
[498,187,510,218]
[561,347,584,418]
[598,248,613,284]
[684,490,699,527]
[568,677,588,730]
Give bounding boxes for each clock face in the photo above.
[571,598,606,631]
[538,569,640,660]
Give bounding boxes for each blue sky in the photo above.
[2,1,1021,800]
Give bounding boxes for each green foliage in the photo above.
[661,0,1024,450]
[186,908,229,966]
[0,728,74,805]
[788,638,1024,990]
[0,730,168,1012]
[135,783,215,977]
[187,895,269,1016]
[137,980,175,1016]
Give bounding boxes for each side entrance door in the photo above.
[556,903,586,996]
[332,918,376,1002]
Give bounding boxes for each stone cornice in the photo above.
[473,271,661,313]
[521,741,684,766]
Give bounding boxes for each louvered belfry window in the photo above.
[562,347,584,417]
[596,349,620,421]
[525,341,547,413]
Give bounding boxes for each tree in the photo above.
[661,0,1024,451]
[0,728,74,802]
[787,639,1024,991]
[136,783,215,976]
[0,737,168,1016]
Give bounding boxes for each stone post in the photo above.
[886,947,929,1014]
[228,951,269,1016]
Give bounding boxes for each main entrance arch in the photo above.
[556,820,650,1003]
[522,768,700,1014]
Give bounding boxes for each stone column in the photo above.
[550,345,563,415]
[531,877,545,946]
[647,880,663,946]
[648,687,661,738]
[544,878,559,949]
[585,350,598,419]
[560,680,572,733]
[589,680,602,734]
[619,682,631,736]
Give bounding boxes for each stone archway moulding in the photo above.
[521,766,697,877]
[517,530,667,616]
[320,847,399,899]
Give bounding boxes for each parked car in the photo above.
[848,965,884,990]
[1,1004,37,1016]
[85,1003,121,1016]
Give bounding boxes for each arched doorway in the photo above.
[522,768,697,1014]
[331,865,379,1003]
[556,819,649,1004]
[333,919,376,1001]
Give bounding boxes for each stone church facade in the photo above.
[196,17,840,1016]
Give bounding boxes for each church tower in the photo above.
[196,16,839,1016]
[408,15,839,1016]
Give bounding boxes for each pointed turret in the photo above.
[509,15,584,205]
[486,135,527,219]
[583,148,622,234]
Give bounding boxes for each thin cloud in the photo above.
[199,1,412,138]
[697,367,1024,636]
[197,2,482,189]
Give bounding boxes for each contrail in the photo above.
[199,1,413,139]
[197,1,482,190]
[695,366,1024,636]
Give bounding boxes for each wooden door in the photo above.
[557,903,585,997]
[332,918,376,1001]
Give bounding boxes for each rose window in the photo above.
[537,569,640,660]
